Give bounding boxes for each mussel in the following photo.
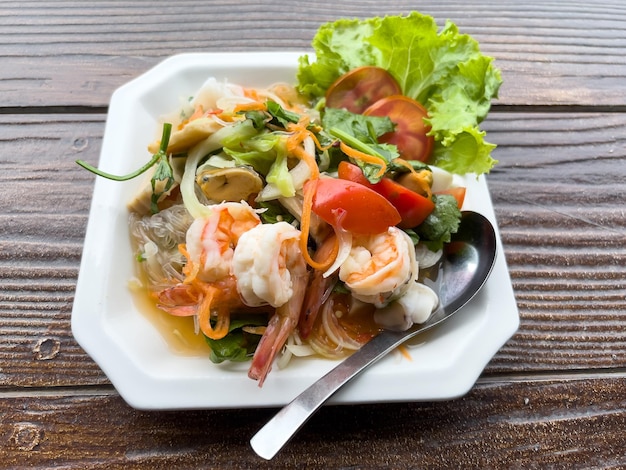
[196,166,264,202]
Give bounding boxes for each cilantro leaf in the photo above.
[205,315,268,364]
[414,194,461,252]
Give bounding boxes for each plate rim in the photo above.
[71,51,519,410]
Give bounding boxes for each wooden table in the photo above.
[2,1,625,467]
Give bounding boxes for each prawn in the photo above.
[232,221,308,386]
[298,234,339,339]
[153,202,261,339]
[339,226,418,308]
[183,201,261,283]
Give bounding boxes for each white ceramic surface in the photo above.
[71,52,519,410]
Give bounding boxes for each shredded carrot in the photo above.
[339,142,387,179]
[291,141,320,180]
[284,117,343,271]
[243,87,261,101]
[233,101,267,114]
[392,157,416,175]
[397,344,413,361]
[284,118,320,180]
[177,104,205,130]
[299,179,340,271]
[392,157,433,198]
[196,285,230,340]
[179,243,200,284]
[175,246,236,340]
[189,104,205,121]
[286,116,333,152]
[308,125,335,152]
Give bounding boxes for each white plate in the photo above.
[71,52,519,410]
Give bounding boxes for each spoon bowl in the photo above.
[251,211,497,460]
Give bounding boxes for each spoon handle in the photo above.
[250,328,411,460]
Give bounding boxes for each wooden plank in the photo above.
[0,114,109,386]
[1,0,626,108]
[1,377,625,467]
[482,112,626,373]
[1,111,625,388]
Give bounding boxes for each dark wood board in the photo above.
[1,1,626,109]
[2,378,625,468]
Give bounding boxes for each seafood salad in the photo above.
[78,12,501,386]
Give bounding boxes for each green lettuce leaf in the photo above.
[297,12,502,175]
[429,126,497,175]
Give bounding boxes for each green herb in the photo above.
[328,126,398,184]
[414,194,461,251]
[205,315,268,364]
[388,159,430,174]
[150,150,175,214]
[257,200,296,225]
[266,100,302,127]
[76,123,175,213]
[323,107,393,144]
[332,281,350,295]
[244,109,270,129]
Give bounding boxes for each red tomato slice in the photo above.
[337,160,371,186]
[337,162,435,228]
[306,178,401,235]
[374,178,435,228]
[364,95,434,162]
[436,187,466,209]
[325,66,402,114]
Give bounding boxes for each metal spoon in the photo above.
[250,211,497,460]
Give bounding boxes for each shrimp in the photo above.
[232,221,308,386]
[153,201,261,339]
[183,201,261,283]
[298,234,339,339]
[339,226,418,308]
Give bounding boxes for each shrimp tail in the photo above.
[298,271,337,339]
[298,234,338,339]
[153,283,199,317]
[248,273,308,387]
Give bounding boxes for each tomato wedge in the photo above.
[364,95,434,162]
[306,177,401,235]
[436,187,466,209]
[337,160,371,185]
[325,66,402,114]
[376,178,435,228]
[338,162,435,228]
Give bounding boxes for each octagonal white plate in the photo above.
[71,52,519,410]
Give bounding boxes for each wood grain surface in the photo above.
[2,378,625,468]
[2,1,626,468]
[2,1,626,109]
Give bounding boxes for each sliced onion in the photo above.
[215,95,254,113]
[284,344,315,357]
[307,335,346,360]
[276,343,293,370]
[181,126,238,219]
[322,224,352,278]
[320,299,363,351]
[429,165,454,192]
[414,243,442,269]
